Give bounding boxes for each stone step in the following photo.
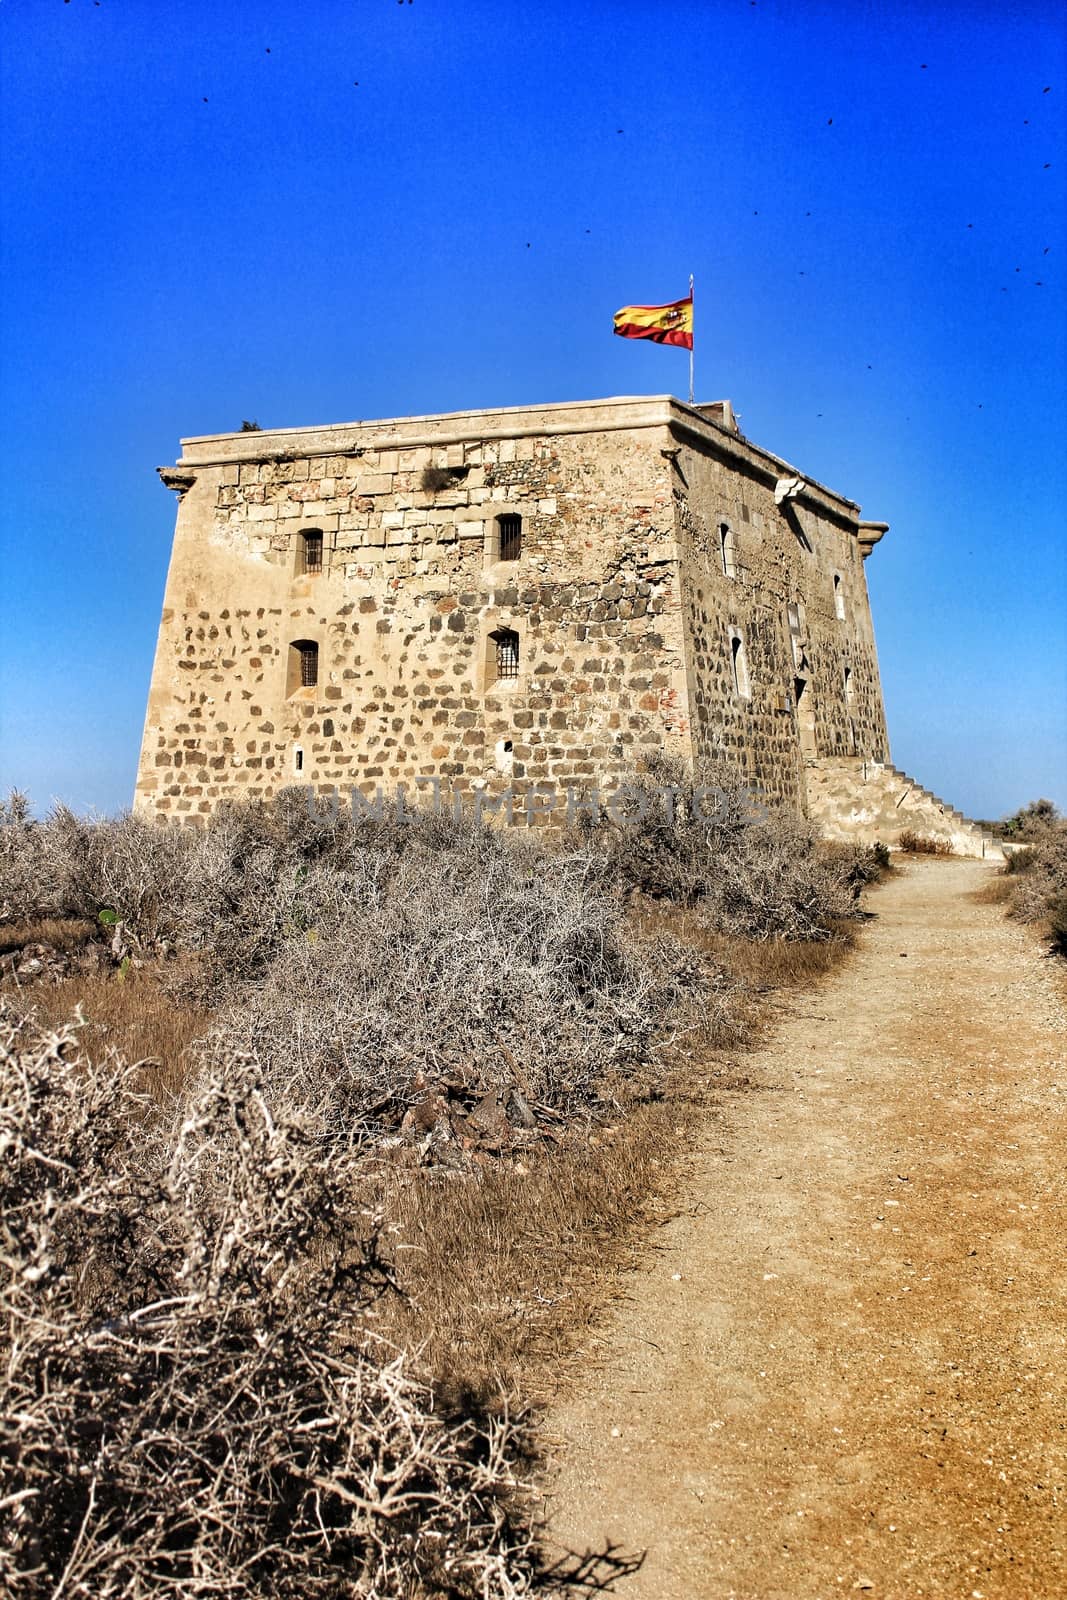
[884,765,980,828]
[805,757,1002,860]
[813,758,989,841]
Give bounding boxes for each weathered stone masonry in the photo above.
[136,396,893,824]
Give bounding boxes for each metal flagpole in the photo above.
[688,273,694,404]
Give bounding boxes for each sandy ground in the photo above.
[546,858,1066,1599]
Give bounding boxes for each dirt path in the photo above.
[546,859,1067,1599]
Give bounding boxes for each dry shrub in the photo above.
[825,836,892,880]
[0,794,44,924]
[2,773,879,961]
[701,807,869,939]
[1,789,340,963]
[1002,825,1067,955]
[1005,846,1037,876]
[898,829,954,856]
[2,793,718,1132]
[978,802,1067,956]
[207,843,712,1132]
[999,797,1062,841]
[0,797,197,942]
[1048,896,1067,957]
[583,756,880,940]
[1,778,875,1134]
[0,1007,543,1598]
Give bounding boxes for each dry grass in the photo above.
[631,898,855,993]
[898,829,954,856]
[0,916,96,955]
[705,927,854,990]
[972,877,1014,905]
[5,960,211,1104]
[377,1101,683,1404]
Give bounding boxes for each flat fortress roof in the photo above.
[174,394,862,516]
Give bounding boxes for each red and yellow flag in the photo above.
[613,294,693,349]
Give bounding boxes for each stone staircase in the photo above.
[804,757,1002,860]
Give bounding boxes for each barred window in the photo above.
[287,639,319,693]
[497,514,522,562]
[301,530,323,575]
[491,628,520,681]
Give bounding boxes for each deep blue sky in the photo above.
[1,0,1064,819]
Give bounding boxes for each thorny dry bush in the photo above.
[0,770,878,1139]
[0,1007,545,1599]
[579,755,882,940]
[0,791,720,1135]
[1,789,318,964]
[210,844,712,1136]
[0,795,48,929]
[998,797,1062,841]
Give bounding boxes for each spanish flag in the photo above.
[613,294,693,349]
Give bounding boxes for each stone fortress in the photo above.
[137,395,993,854]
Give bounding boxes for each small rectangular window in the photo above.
[498,514,522,562]
[491,627,520,681]
[302,531,323,574]
[833,573,846,620]
[292,640,319,688]
[287,639,319,696]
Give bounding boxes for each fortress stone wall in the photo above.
[136,396,892,824]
